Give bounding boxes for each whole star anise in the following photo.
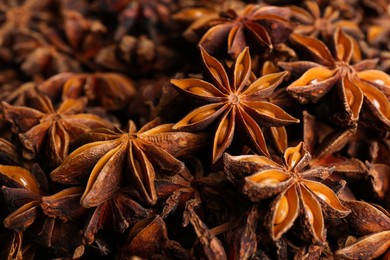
[1,28,81,79]
[50,118,207,207]
[171,46,299,163]
[280,28,390,129]
[37,72,137,111]
[335,200,390,259]
[94,0,176,41]
[94,34,179,77]
[189,4,293,58]
[62,9,108,64]
[224,142,350,242]
[2,90,113,168]
[0,165,88,257]
[289,0,363,40]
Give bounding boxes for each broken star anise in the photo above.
[224,142,350,242]
[171,46,299,163]
[50,118,206,207]
[280,28,390,129]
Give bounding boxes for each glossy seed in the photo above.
[190,109,216,123]
[217,118,229,145]
[54,132,62,152]
[13,175,31,190]
[274,196,289,225]
[260,177,280,184]
[287,151,301,169]
[187,86,215,96]
[8,172,40,194]
[314,190,331,204]
[309,78,320,84]
[209,67,223,85]
[236,64,244,86]
[305,206,314,226]
[345,87,354,107]
[365,92,385,113]
[256,108,275,117]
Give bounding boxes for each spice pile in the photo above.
[0,0,390,259]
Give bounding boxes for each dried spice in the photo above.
[171,47,298,162]
[0,0,389,259]
[224,142,350,242]
[37,72,137,111]
[281,28,390,129]
[51,118,206,206]
[290,0,363,40]
[2,89,114,169]
[190,4,293,58]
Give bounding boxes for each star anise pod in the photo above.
[185,4,293,58]
[0,69,24,102]
[0,137,24,166]
[120,215,169,258]
[0,164,86,232]
[1,167,87,258]
[335,200,390,259]
[37,72,137,111]
[0,231,36,260]
[61,9,108,64]
[50,118,207,207]
[171,47,299,163]
[336,231,390,259]
[224,142,350,242]
[363,3,390,54]
[0,0,85,79]
[2,183,87,233]
[280,28,390,129]
[82,188,152,246]
[0,0,55,39]
[172,0,246,41]
[2,28,81,79]
[289,0,363,40]
[2,90,113,168]
[94,34,179,77]
[94,0,177,41]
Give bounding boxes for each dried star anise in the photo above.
[37,72,136,111]
[335,200,390,259]
[0,0,55,39]
[280,28,390,129]
[82,187,152,246]
[94,34,179,77]
[289,0,363,40]
[51,118,206,206]
[1,28,81,79]
[336,231,390,259]
[1,0,390,258]
[94,0,177,41]
[171,47,299,162]
[2,90,113,168]
[224,142,350,242]
[60,4,108,64]
[186,4,293,58]
[0,165,88,257]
